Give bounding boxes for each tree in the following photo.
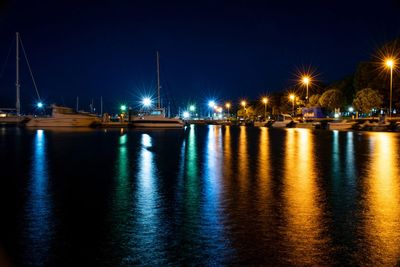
[318,89,343,111]
[307,94,320,107]
[328,75,355,106]
[352,88,383,114]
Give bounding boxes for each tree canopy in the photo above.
[307,94,320,107]
[352,88,383,114]
[318,89,343,111]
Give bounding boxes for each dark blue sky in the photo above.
[1,0,400,112]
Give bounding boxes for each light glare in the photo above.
[386,59,395,68]
[142,97,152,107]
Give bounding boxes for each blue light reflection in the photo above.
[24,129,53,265]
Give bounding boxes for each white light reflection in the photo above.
[131,133,164,263]
[201,125,227,261]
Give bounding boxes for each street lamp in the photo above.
[385,58,395,117]
[302,76,310,102]
[37,101,43,108]
[225,103,231,117]
[289,94,295,116]
[208,100,216,118]
[262,97,268,119]
[189,105,195,112]
[120,105,127,112]
[241,100,247,118]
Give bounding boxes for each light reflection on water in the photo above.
[109,133,130,263]
[131,133,164,264]
[2,127,400,265]
[361,133,400,265]
[200,125,230,263]
[24,129,54,265]
[283,128,330,265]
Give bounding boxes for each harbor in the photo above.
[2,1,400,266]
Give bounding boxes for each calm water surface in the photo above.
[1,125,400,266]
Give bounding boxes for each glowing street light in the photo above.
[183,111,190,119]
[385,58,395,117]
[225,102,231,117]
[120,105,127,111]
[241,100,247,118]
[37,102,43,108]
[302,76,310,102]
[142,97,152,107]
[262,97,268,119]
[289,94,295,116]
[208,100,216,118]
[189,105,195,112]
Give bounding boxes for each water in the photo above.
[1,125,400,266]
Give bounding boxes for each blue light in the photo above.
[37,102,43,108]
[208,100,216,108]
[142,97,152,107]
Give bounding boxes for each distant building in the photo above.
[302,107,325,119]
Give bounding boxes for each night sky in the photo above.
[1,0,400,113]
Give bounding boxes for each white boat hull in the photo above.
[26,117,99,127]
[254,121,267,127]
[0,116,26,124]
[271,121,292,128]
[295,122,315,129]
[328,122,355,130]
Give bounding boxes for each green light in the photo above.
[189,105,195,111]
[120,105,127,111]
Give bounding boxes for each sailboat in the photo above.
[130,52,184,128]
[0,32,29,124]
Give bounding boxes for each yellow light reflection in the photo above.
[238,126,249,192]
[362,133,400,265]
[283,129,329,265]
[258,127,271,201]
[223,126,232,178]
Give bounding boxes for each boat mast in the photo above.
[156,51,161,109]
[16,32,20,116]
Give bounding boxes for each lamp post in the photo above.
[302,76,310,102]
[241,100,247,118]
[262,97,268,119]
[289,94,295,116]
[385,59,395,117]
[208,100,215,119]
[189,105,195,117]
[225,103,231,118]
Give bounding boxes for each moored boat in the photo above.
[130,109,184,128]
[254,120,268,127]
[327,120,356,130]
[25,105,100,127]
[359,121,391,131]
[130,52,184,129]
[0,110,28,124]
[271,114,295,128]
